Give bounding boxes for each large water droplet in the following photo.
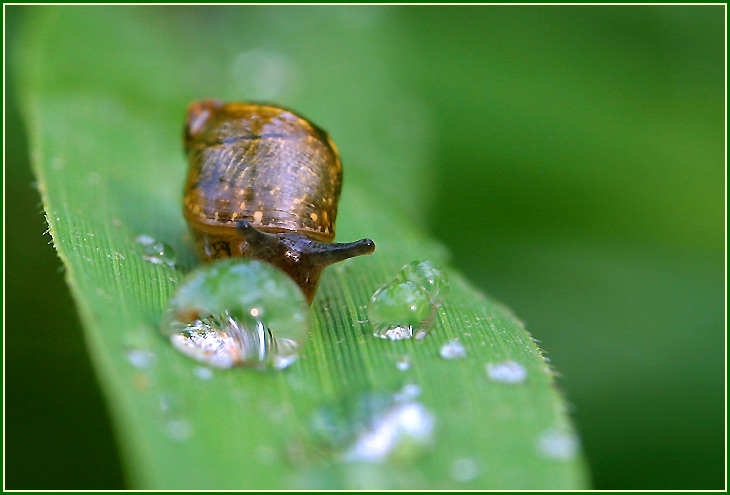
[439,338,466,359]
[161,258,310,370]
[486,360,527,384]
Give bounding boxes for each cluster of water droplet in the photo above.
[159,258,309,369]
[368,261,449,340]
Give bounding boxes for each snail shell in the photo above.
[183,100,375,302]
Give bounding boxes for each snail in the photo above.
[182,100,375,303]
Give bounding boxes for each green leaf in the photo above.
[16,6,589,489]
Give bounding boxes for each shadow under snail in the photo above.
[183,100,375,303]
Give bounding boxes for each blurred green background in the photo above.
[5,5,724,489]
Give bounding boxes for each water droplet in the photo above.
[439,338,466,359]
[536,428,579,460]
[193,366,213,380]
[486,361,527,384]
[142,242,176,267]
[368,280,436,340]
[87,172,102,185]
[161,258,310,370]
[396,355,411,371]
[135,234,155,245]
[343,401,434,464]
[125,348,155,370]
[166,418,192,442]
[450,457,479,482]
[398,260,449,301]
[393,383,421,402]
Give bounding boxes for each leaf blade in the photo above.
[17,6,589,489]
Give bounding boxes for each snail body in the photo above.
[183,100,375,302]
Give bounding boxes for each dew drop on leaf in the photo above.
[160,258,310,370]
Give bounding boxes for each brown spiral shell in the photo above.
[184,100,341,244]
[182,100,375,302]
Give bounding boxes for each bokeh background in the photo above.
[5,5,725,489]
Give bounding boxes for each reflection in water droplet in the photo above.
[486,361,527,384]
[161,259,310,370]
[450,457,479,482]
[166,418,192,442]
[126,348,155,370]
[536,429,579,460]
[396,355,411,371]
[374,324,413,341]
[439,338,466,360]
[344,401,434,464]
[170,318,240,369]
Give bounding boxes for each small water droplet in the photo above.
[396,355,411,371]
[393,383,421,402]
[486,361,527,384]
[343,401,434,464]
[193,366,213,380]
[536,429,579,460]
[87,172,102,185]
[450,457,479,482]
[166,418,192,442]
[439,338,466,359]
[136,234,155,245]
[142,241,176,267]
[126,348,155,370]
